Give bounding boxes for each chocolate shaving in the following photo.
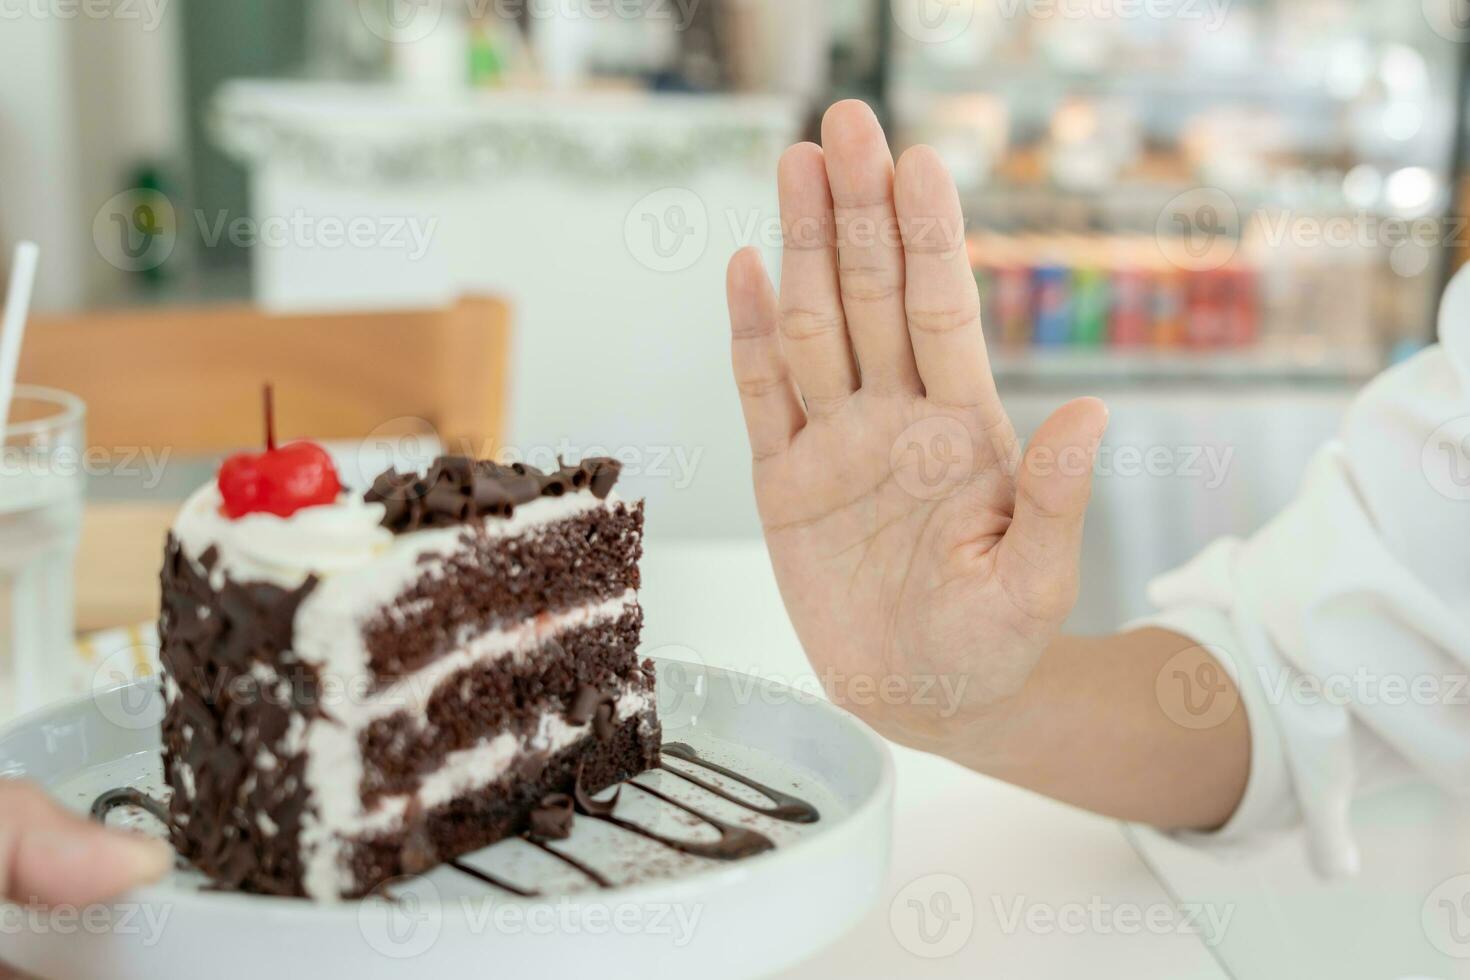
[398,800,440,875]
[568,684,616,726]
[573,760,620,817]
[527,793,575,842]
[593,703,616,741]
[365,456,623,535]
[156,534,321,897]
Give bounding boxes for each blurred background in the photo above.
[2,0,1468,632]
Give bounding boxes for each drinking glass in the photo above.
[0,386,86,719]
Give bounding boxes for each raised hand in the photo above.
[726,101,1108,753]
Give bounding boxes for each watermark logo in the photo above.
[890,873,975,958]
[1424,0,1470,43]
[890,416,975,501]
[91,639,162,733]
[93,189,176,273]
[359,874,444,959]
[359,0,442,43]
[1423,874,1470,958]
[651,644,709,735]
[892,0,977,45]
[1156,644,1239,731]
[625,188,709,273]
[355,415,445,489]
[94,193,439,271]
[1422,416,1470,501]
[1155,187,1240,272]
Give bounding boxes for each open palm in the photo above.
[726,102,1108,751]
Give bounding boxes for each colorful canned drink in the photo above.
[1033,261,1073,347]
[1186,267,1230,347]
[1150,261,1187,348]
[1108,241,1152,348]
[1224,264,1259,347]
[989,236,1034,348]
[1070,245,1109,347]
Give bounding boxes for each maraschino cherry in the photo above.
[218,385,342,519]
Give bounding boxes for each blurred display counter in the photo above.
[991,345,1380,387]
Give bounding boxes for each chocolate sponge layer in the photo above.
[359,607,649,804]
[362,500,644,682]
[346,710,662,898]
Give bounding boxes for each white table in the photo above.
[21,532,1227,978]
[640,539,1227,978]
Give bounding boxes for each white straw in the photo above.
[0,241,39,439]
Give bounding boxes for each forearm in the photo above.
[945,629,1251,831]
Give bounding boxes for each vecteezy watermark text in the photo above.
[0,444,172,488]
[93,190,440,272]
[194,210,437,262]
[357,874,703,959]
[991,895,1235,946]
[0,901,173,945]
[0,0,168,29]
[995,0,1232,30]
[360,0,702,46]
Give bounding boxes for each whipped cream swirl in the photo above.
[172,484,392,589]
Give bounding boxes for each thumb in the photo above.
[999,397,1108,623]
[0,781,172,906]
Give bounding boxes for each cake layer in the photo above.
[361,499,643,681]
[160,455,654,900]
[345,708,661,898]
[360,604,647,804]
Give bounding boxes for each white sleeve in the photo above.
[1133,266,1470,876]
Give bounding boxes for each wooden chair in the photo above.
[17,296,512,631]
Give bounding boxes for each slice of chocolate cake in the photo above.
[157,445,658,900]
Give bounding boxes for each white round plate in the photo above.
[0,658,893,980]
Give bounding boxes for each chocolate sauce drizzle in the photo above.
[608,782,774,860]
[658,742,821,824]
[448,859,540,898]
[522,839,615,889]
[88,742,822,899]
[91,787,173,827]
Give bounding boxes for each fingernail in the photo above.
[112,833,173,882]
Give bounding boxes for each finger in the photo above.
[999,398,1109,624]
[894,146,1000,416]
[820,101,921,394]
[728,247,804,460]
[777,142,859,416]
[0,781,171,906]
